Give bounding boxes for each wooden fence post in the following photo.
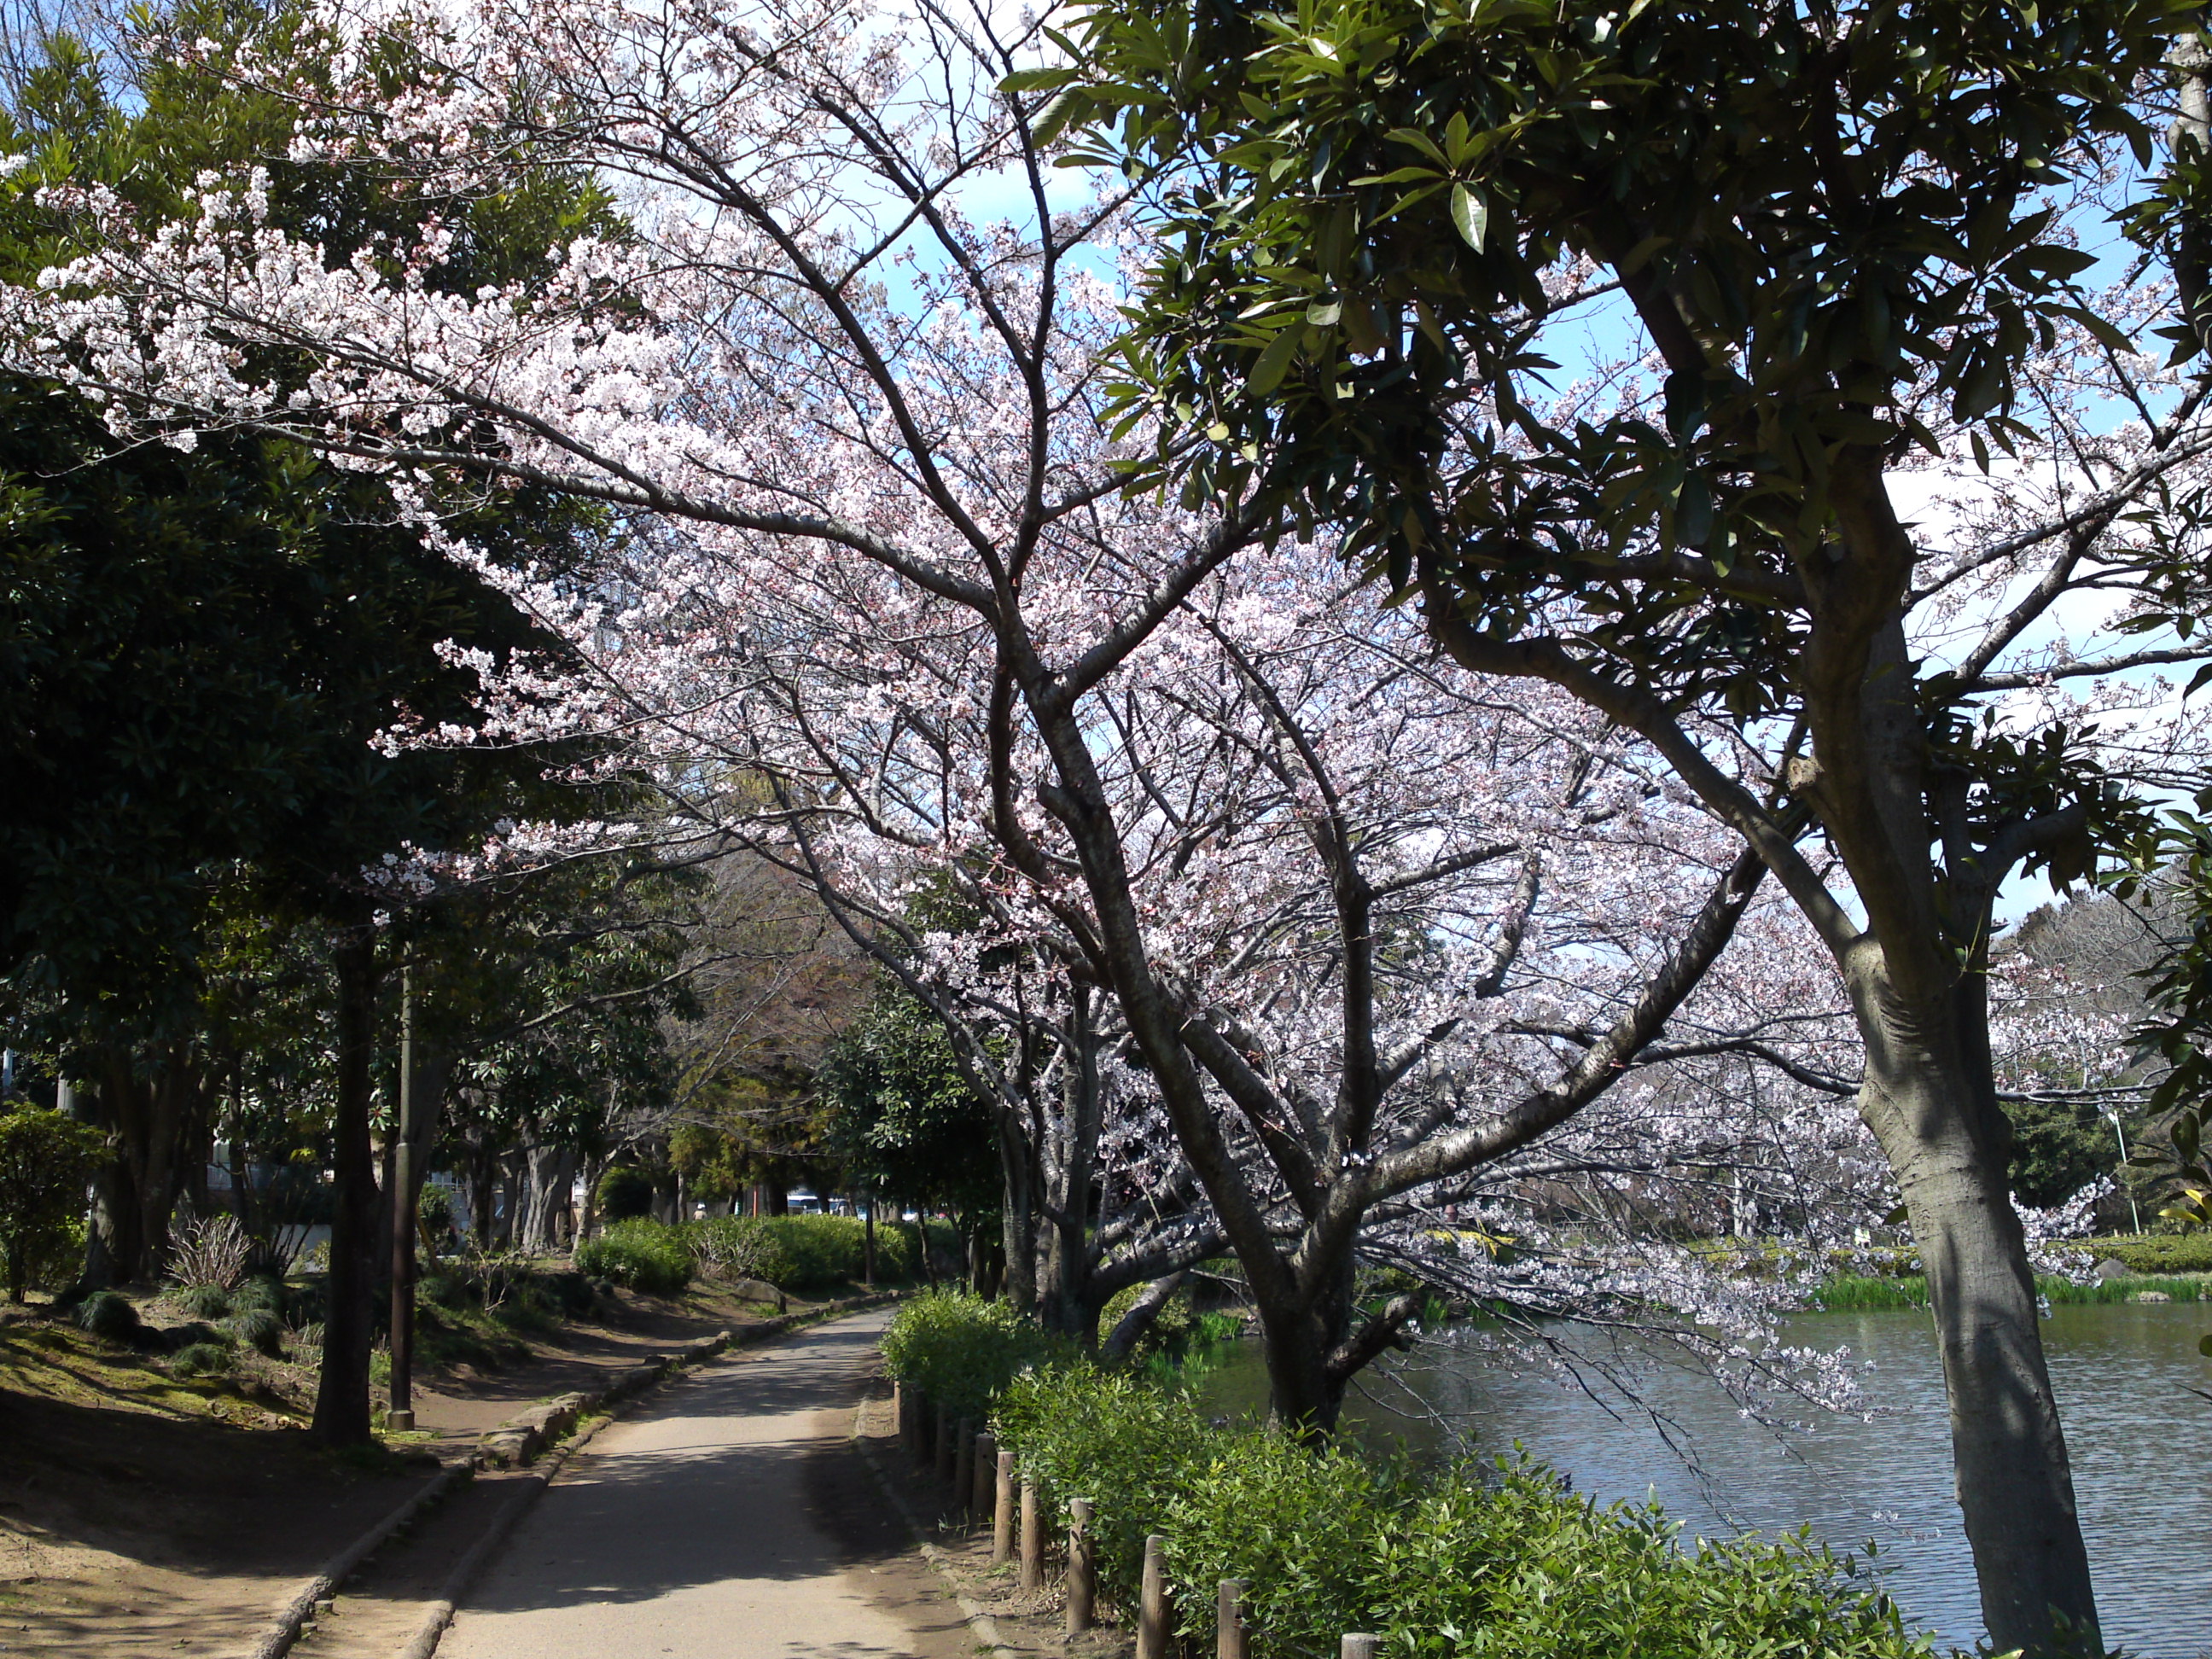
[1341,1636,1379,1659]
[1019,1480,1043,1591]
[956,1419,975,1496]
[1065,1498,1094,1633]
[1217,1580,1250,1659]
[928,1399,947,1473]
[894,1381,909,1451]
[973,1430,997,1522]
[1137,1534,1168,1659]
[992,1448,1016,1564]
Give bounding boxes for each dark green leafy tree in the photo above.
[822,986,1004,1225]
[419,853,700,1253]
[0,4,622,1444]
[1055,0,2212,1644]
[0,1101,107,1300]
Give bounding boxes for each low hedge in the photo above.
[887,1294,1934,1659]
[1011,1370,1932,1659]
[685,1213,936,1291]
[2055,1232,2212,1275]
[879,1289,1068,1421]
[573,1218,695,1294]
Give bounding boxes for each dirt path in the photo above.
[0,1284,794,1656]
[0,1350,435,1657]
[358,1309,968,1659]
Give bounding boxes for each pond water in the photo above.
[1194,1302,2212,1656]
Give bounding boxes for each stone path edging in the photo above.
[242,1289,900,1659]
[245,1463,470,1659]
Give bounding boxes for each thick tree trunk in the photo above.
[1040,985,1101,1337]
[577,1153,603,1244]
[80,1134,139,1290]
[998,1118,1037,1315]
[314,929,381,1447]
[517,1144,576,1254]
[1852,966,2098,1654]
[1249,1257,1357,1435]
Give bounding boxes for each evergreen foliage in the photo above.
[0,1103,104,1299]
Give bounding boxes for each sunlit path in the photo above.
[438,1308,963,1659]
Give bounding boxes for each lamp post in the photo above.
[387,969,418,1433]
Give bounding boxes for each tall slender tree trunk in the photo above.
[1850,961,2096,1651]
[862,1190,876,1285]
[314,929,380,1447]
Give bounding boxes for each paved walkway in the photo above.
[438,1308,963,1659]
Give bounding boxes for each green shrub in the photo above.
[983,1361,1932,1659]
[224,1307,286,1357]
[686,1213,918,1291]
[761,1214,869,1289]
[595,1165,655,1222]
[545,1269,598,1316]
[417,1183,457,1240]
[879,1289,1067,1422]
[169,1341,234,1377]
[687,1216,797,1285]
[1343,1464,1930,1659]
[76,1289,140,1342]
[1159,1427,1394,1647]
[573,1219,694,1295]
[230,1273,287,1315]
[996,1362,1214,1606]
[0,1106,108,1301]
[174,1283,232,1319]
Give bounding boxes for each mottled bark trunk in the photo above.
[577,1153,603,1244]
[1851,962,2098,1654]
[517,1144,575,1254]
[313,930,380,1447]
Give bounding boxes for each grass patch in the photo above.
[1813,1272,2212,1310]
[413,1301,536,1371]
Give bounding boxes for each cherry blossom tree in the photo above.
[0,0,2152,1470]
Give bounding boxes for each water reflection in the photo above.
[1196,1302,2212,1657]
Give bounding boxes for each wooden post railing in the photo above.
[1218,1580,1250,1659]
[972,1430,997,1522]
[1019,1480,1043,1591]
[992,1448,1016,1564]
[1065,1498,1095,1633]
[1137,1533,1169,1659]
